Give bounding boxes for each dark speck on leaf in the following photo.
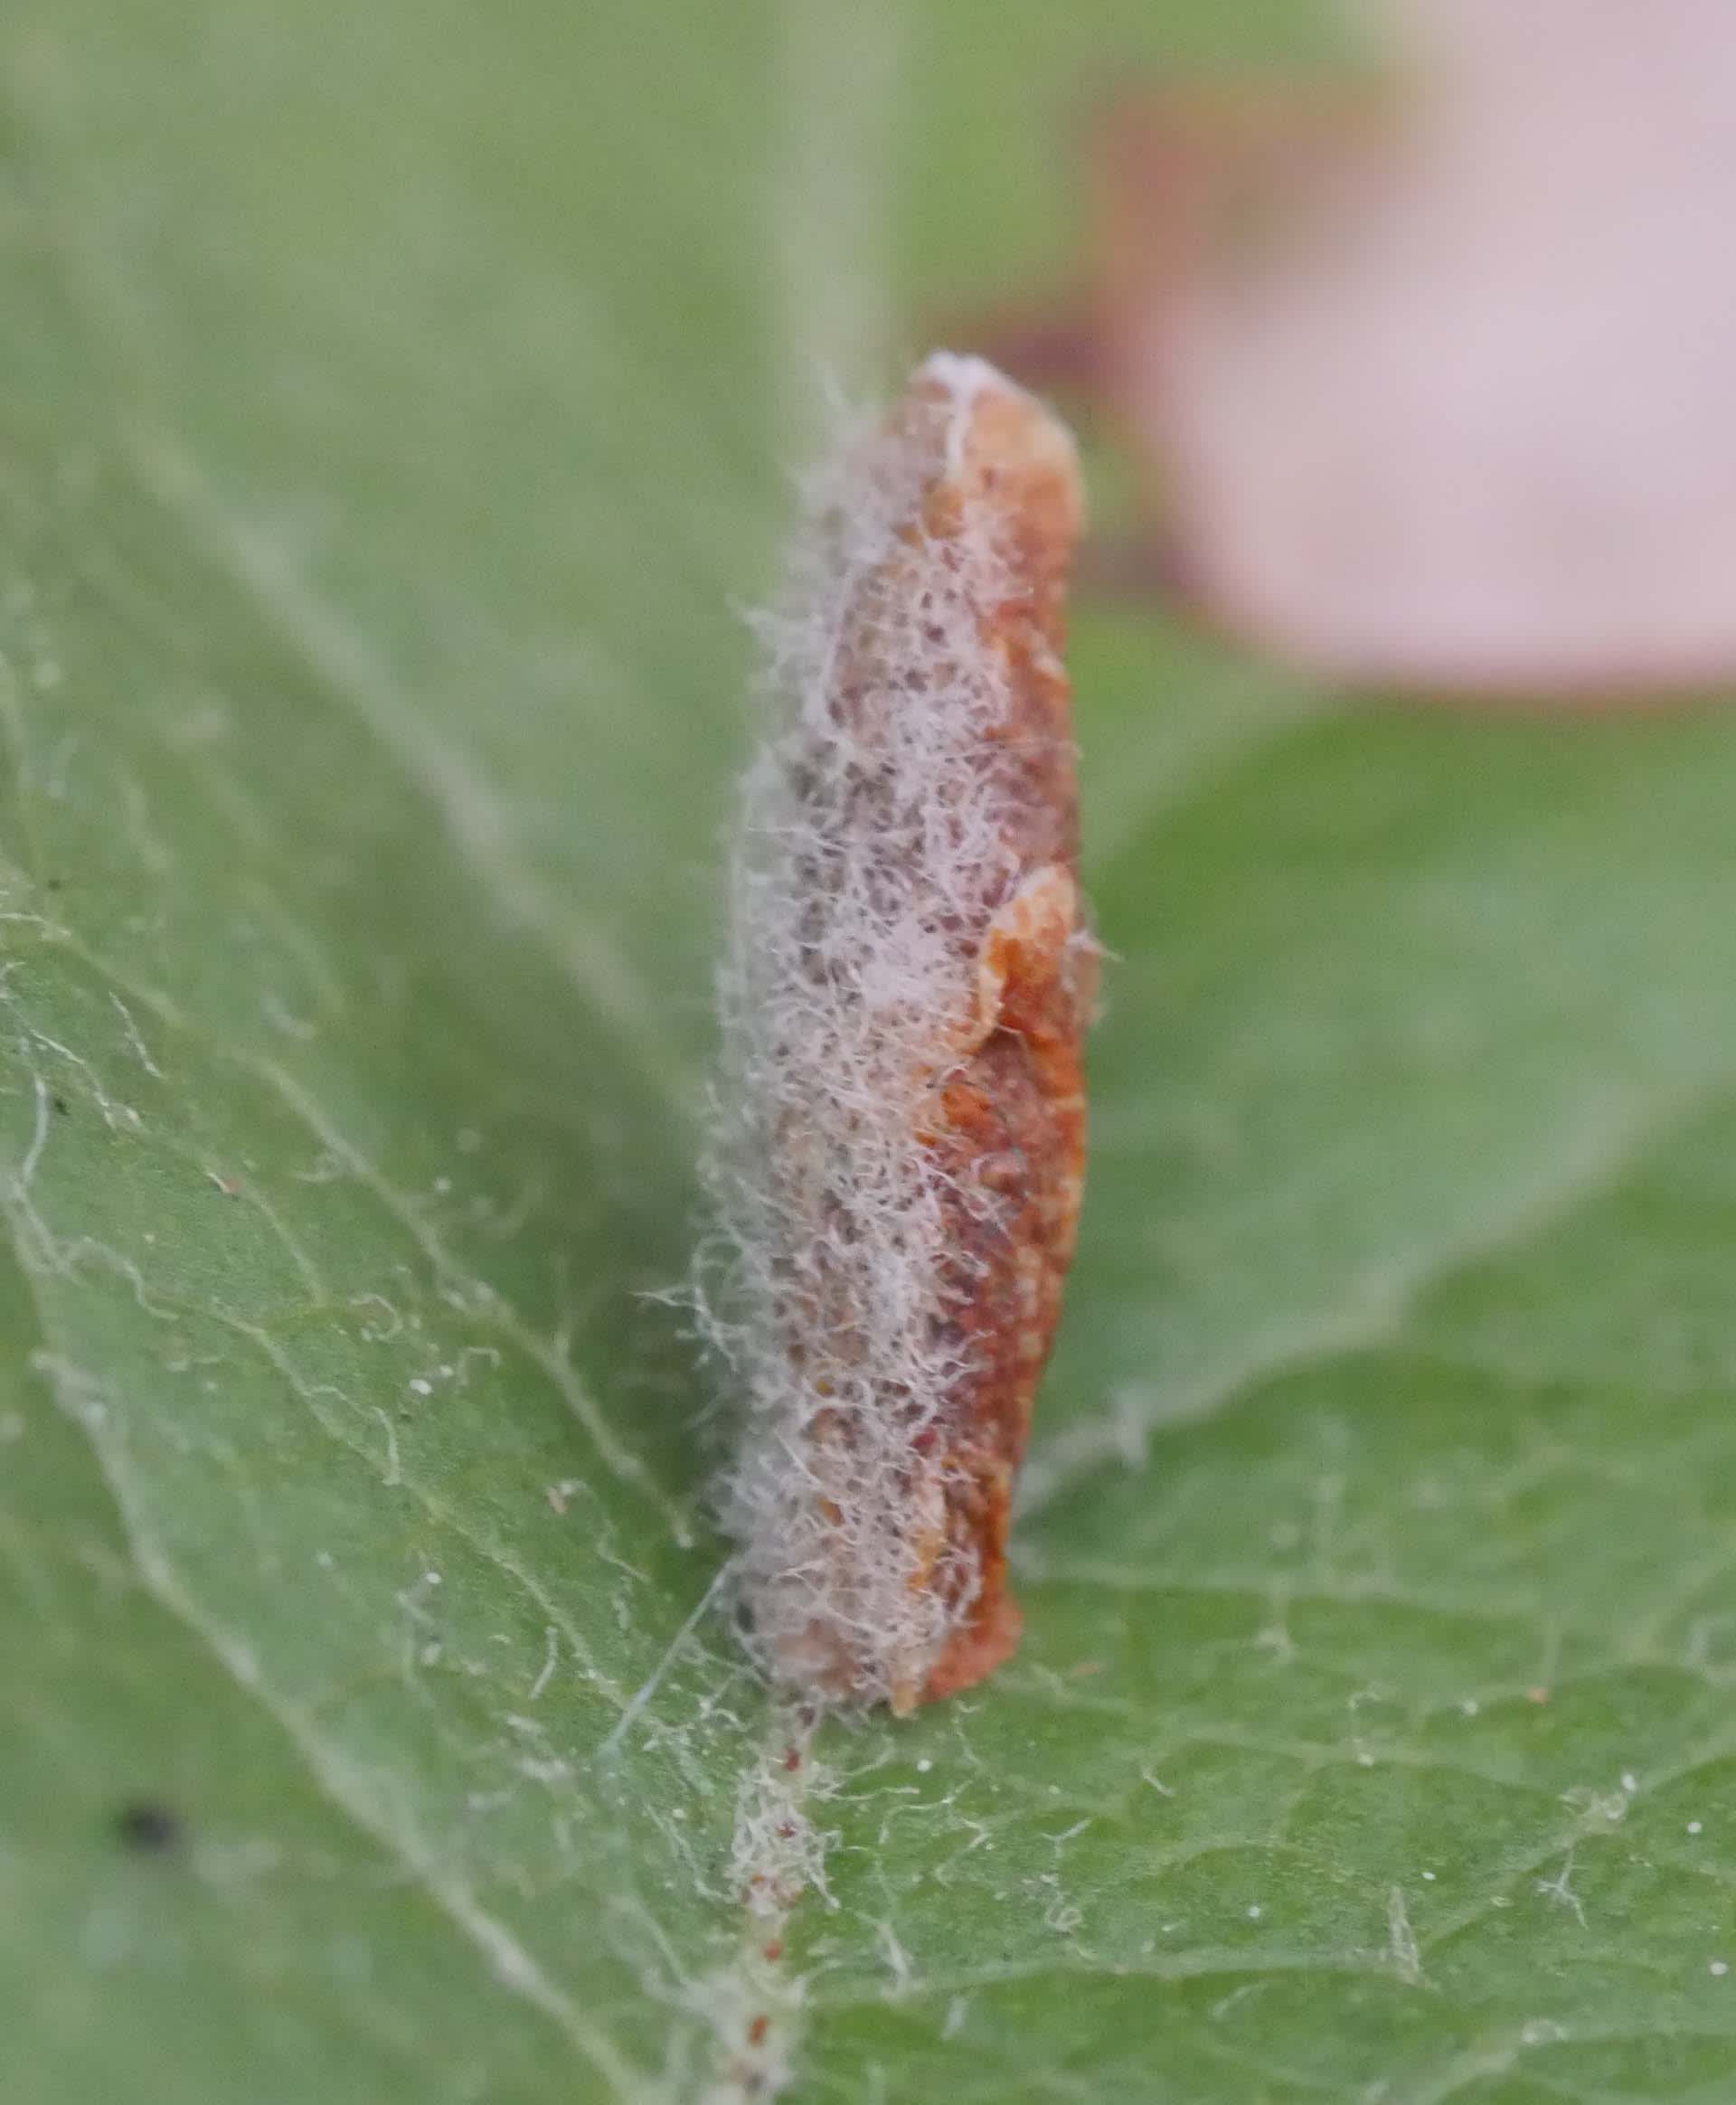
[52,1097,68,1116]
[114,1799,184,1854]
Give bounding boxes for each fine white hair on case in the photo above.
[693,352,1075,1712]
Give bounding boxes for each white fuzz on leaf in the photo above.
[696,353,1088,1713]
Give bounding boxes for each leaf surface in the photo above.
[5,5,1736,2102]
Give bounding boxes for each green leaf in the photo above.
[5,5,1736,2103]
